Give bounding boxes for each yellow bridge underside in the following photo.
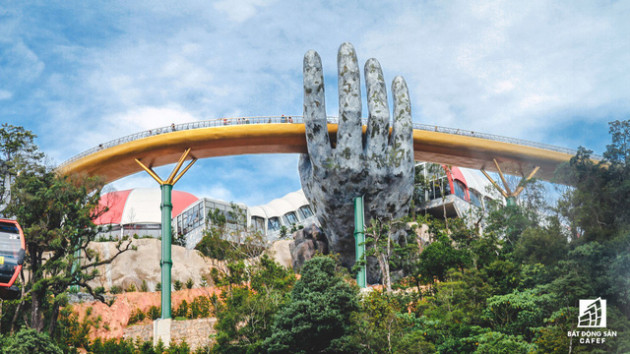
[60,123,573,184]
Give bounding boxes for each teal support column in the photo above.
[135,149,197,347]
[506,196,516,207]
[160,184,173,319]
[354,196,366,288]
[135,148,197,324]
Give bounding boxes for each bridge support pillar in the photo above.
[135,148,197,347]
[480,159,540,206]
[354,196,366,288]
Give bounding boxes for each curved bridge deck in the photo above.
[59,116,585,183]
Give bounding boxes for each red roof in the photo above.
[93,189,198,225]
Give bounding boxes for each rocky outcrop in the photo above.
[299,43,414,268]
[87,238,223,291]
[289,224,329,270]
[266,239,293,269]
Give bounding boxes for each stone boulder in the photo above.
[87,238,221,291]
[289,224,329,270]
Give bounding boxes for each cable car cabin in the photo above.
[416,163,502,219]
[0,219,25,289]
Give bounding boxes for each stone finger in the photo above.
[364,58,390,170]
[391,76,414,176]
[335,42,363,162]
[303,50,331,166]
[298,153,316,202]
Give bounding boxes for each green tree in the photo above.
[474,331,535,353]
[483,204,539,256]
[484,287,554,340]
[264,256,359,353]
[5,168,133,334]
[213,255,295,353]
[364,218,405,292]
[0,124,42,210]
[513,223,568,266]
[352,289,434,353]
[416,233,471,284]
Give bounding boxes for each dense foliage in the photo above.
[0,126,133,337]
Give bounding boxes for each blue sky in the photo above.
[2,1,629,206]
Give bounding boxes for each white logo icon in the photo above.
[578,298,606,328]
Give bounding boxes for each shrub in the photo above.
[185,278,194,289]
[89,338,135,353]
[148,306,161,320]
[110,285,122,294]
[3,328,63,354]
[140,280,149,292]
[175,300,189,318]
[126,283,137,292]
[55,305,100,351]
[174,280,183,291]
[128,308,145,325]
[191,296,212,318]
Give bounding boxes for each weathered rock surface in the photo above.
[265,239,293,269]
[299,43,414,268]
[87,239,220,291]
[289,224,329,270]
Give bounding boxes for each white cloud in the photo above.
[213,0,277,23]
[357,1,630,143]
[193,184,235,202]
[115,106,199,131]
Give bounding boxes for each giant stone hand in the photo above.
[299,43,414,268]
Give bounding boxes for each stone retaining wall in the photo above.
[123,318,217,350]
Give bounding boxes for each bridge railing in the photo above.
[60,115,597,167]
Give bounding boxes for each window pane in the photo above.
[268,217,281,231]
[299,205,313,219]
[469,189,482,208]
[454,180,467,200]
[284,212,298,225]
